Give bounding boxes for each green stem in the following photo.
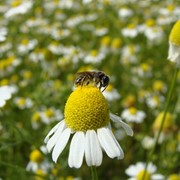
[142,67,179,180]
[90,166,98,180]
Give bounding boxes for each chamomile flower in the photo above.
[146,94,165,109]
[121,107,146,123]
[141,136,154,149]
[14,97,33,109]
[125,162,164,180]
[84,50,105,64]
[168,20,180,67]
[18,39,37,54]
[118,7,133,19]
[26,149,53,173]
[44,86,133,168]
[5,1,33,18]
[103,84,120,101]
[122,23,139,38]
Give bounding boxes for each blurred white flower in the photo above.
[118,8,133,18]
[26,149,53,173]
[5,1,33,18]
[121,44,140,64]
[122,24,139,38]
[146,94,165,109]
[144,27,164,44]
[84,50,105,64]
[0,28,7,42]
[103,85,120,101]
[18,39,37,54]
[141,136,154,149]
[14,97,33,109]
[121,107,146,123]
[125,162,164,180]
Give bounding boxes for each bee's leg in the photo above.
[101,85,107,92]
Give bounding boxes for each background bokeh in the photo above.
[0,0,180,179]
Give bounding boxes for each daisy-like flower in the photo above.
[5,1,33,18]
[168,20,180,68]
[103,84,120,102]
[14,97,33,109]
[121,23,139,38]
[26,148,52,173]
[121,107,146,123]
[125,162,164,180]
[84,50,105,64]
[44,86,133,168]
[17,39,37,54]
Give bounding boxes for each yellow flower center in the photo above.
[30,150,44,163]
[45,108,54,117]
[145,19,156,27]
[111,38,122,49]
[137,170,151,180]
[11,0,22,7]
[21,39,29,45]
[22,70,32,79]
[141,63,150,72]
[101,36,111,46]
[90,50,98,57]
[167,5,175,12]
[129,107,137,115]
[127,23,136,29]
[169,20,180,46]
[106,84,113,91]
[64,86,109,131]
[153,112,173,132]
[168,174,180,180]
[0,79,9,86]
[17,98,26,106]
[32,112,41,122]
[35,169,47,180]
[153,80,164,91]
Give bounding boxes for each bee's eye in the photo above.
[102,76,109,86]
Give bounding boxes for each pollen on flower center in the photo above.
[64,86,109,131]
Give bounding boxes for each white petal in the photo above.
[68,132,85,168]
[152,174,164,180]
[0,86,12,100]
[110,113,133,136]
[97,127,123,159]
[85,130,103,167]
[125,165,138,176]
[52,128,71,163]
[0,100,5,107]
[44,120,64,143]
[46,121,66,152]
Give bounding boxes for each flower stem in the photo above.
[142,67,179,180]
[90,166,98,180]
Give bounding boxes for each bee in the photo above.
[75,71,110,92]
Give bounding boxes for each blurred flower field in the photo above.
[0,0,180,179]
